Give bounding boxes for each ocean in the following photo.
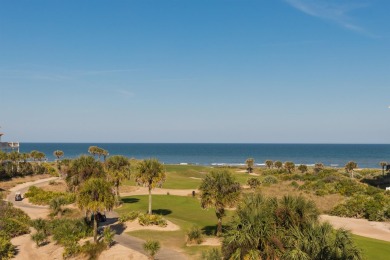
[18,143,390,169]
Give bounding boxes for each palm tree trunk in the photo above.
[148,187,152,215]
[217,217,222,236]
[93,211,98,242]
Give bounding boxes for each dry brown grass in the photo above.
[41,180,67,192]
[119,185,139,193]
[0,174,53,191]
[244,181,345,213]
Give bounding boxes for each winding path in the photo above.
[6,177,188,260]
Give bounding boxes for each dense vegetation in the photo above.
[24,186,76,205]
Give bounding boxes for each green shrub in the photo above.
[138,213,167,227]
[315,189,327,196]
[186,225,203,244]
[63,242,81,259]
[102,227,115,248]
[80,241,106,260]
[247,177,261,189]
[290,181,299,188]
[201,248,222,260]
[31,231,48,247]
[0,236,15,260]
[119,211,140,223]
[48,218,92,246]
[262,175,278,185]
[143,240,160,260]
[24,186,75,205]
[0,202,30,238]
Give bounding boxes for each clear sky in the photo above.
[1,0,389,143]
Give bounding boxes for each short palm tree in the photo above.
[274,160,283,170]
[143,240,161,260]
[297,164,308,173]
[53,150,64,160]
[135,158,166,215]
[77,178,115,242]
[199,170,241,236]
[284,161,295,173]
[265,160,273,169]
[49,197,66,217]
[245,158,254,173]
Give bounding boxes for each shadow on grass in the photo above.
[361,173,390,189]
[121,197,140,204]
[202,225,217,236]
[152,209,172,216]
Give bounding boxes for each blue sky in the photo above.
[1,0,389,143]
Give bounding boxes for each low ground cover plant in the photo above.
[138,213,167,227]
[24,186,75,205]
[186,225,203,244]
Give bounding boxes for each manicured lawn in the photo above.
[123,164,250,189]
[353,234,390,260]
[116,194,232,258]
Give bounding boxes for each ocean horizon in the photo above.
[18,143,390,169]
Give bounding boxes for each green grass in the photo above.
[116,194,231,258]
[123,164,251,189]
[352,235,390,260]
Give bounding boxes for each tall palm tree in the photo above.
[199,170,241,236]
[77,178,115,242]
[66,155,105,192]
[53,150,64,161]
[105,155,131,198]
[245,158,254,173]
[379,161,387,176]
[135,158,166,215]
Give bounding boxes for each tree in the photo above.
[380,161,387,176]
[274,161,283,170]
[49,197,66,217]
[105,155,131,199]
[245,158,254,173]
[53,150,64,160]
[345,161,358,178]
[135,159,166,215]
[284,161,295,173]
[314,163,324,174]
[297,164,308,173]
[222,193,362,260]
[77,178,115,242]
[65,156,105,192]
[199,170,241,236]
[265,160,273,169]
[143,240,160,260]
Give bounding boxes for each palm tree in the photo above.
[49,197,66,217]
[345,161,358,178]
[53,150,64,161]
[135,158,166,215]
[245,158,254,173]
[297,164,308,173]
[222,193,362,260]
[88,146,99,158]
[284,161,295,173]
[77,178,115,242]
[314,163,324,174]
[274,160,283,170]
[379,161,387,176]
[199,170,241,236]
[105,155,131,198]
[66,155,105,192]
[265,160,273,169]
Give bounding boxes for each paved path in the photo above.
[6,177,188,260]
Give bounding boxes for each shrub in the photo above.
[48,218,92,246]
[297,164,308,173]
[0,236,15,260]
[201,248,222,260]
[31,231,48,247]
[262,176,278,185]
[0,202,30,238]
[290,181,299,188]
[138,213,167,227]
[24,186,75,205]
[247,177,261,189]
[119,211,140,223]
[102,227,115,248]
[63,242,81,259]
[143,240,160,260]
[186,225,203,244]
[80,241,106,260]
